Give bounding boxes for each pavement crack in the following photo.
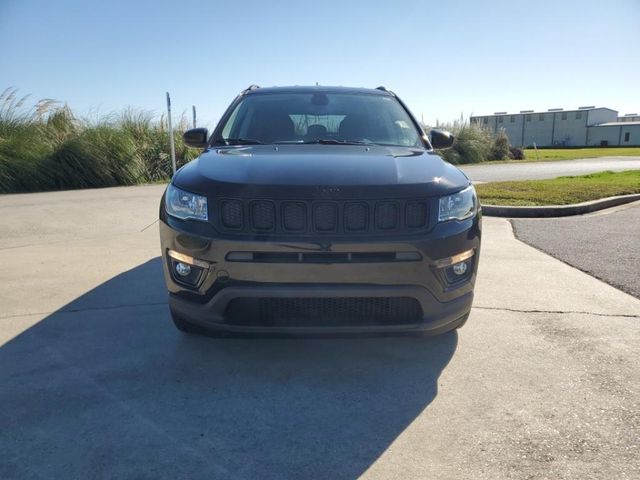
[473,305,640,319]
[140,219,159,232]
[0,301,168,319]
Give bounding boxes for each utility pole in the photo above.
[192,105,196,128]
[166,92,176,175]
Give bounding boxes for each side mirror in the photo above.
[183,128,209,148]
[430,129,454,149]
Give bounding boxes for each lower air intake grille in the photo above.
[224,297,423,327]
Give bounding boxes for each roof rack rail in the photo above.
[375,86,395,96]
[240,84,260,95]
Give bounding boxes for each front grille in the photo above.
[282,202,306,231]
[250,201,276,231]
[314,203,338,231]
[375,202,399,229]
[224,297,423,327]
[220,200,243,229]
[344,202,368,231]
[405,202,428,228]
[217,198,430,235]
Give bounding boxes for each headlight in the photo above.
[165,184,208,221]
[438,185,477,222]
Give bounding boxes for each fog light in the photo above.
[167,250,209,288]
[452,261,468,276]
[175,262,192,277]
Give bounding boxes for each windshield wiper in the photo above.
[316,139,373,145]
[213,138,263,145]
[272,138,373,145]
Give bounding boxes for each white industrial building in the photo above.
[471,107,640,147]
[618,113,640,122]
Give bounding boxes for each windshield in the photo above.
[213,92,423,147]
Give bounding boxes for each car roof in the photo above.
[243,85,394,96]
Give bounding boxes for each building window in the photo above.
[539,114,544,121]
[498,116,503,123]
[576,112,582,119]
[561,112,567,120]
[624,132,630,142]
[510,115,515,123]
[483,117,488,124]
[526,115,531,122]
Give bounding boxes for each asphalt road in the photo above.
[512,201,640,299]
[460,156,640,182]
[1,186,639,479]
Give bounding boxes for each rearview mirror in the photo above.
[430,129,454,149]
[183,128,209,148]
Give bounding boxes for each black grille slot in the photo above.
[220,200,243,229]
[350,252,397,262]
[344,202,368,231]
[226,251,421,263]
[215,198,432,235]
[375,202,399,230]
[250,201,276,231]
[314,203,338,232]
[405,201,428,228]
[252,252,299,262]
[303,252,350,263]
[282,202,307,231]
[224,297,423,326]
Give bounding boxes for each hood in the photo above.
[173,144,469,199]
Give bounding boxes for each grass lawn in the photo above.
[518,147,640,162]
[476,170,640,206]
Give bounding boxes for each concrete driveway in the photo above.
[513,201,640,299]
[1,186,639,479]
[460,156,640,182]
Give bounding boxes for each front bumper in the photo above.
[160,214,481,334]
[169,286,473,335]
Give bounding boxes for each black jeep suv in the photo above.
[159,85,481,335]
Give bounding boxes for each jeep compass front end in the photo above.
[159,85,481,335]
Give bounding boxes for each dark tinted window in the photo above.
[214,92,422,147]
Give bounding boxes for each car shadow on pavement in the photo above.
[0,258,457,480]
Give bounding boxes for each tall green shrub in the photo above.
[427,118,519,164]
[489,129,510,161]
[0,88,199,193]
[437,123,493,164]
